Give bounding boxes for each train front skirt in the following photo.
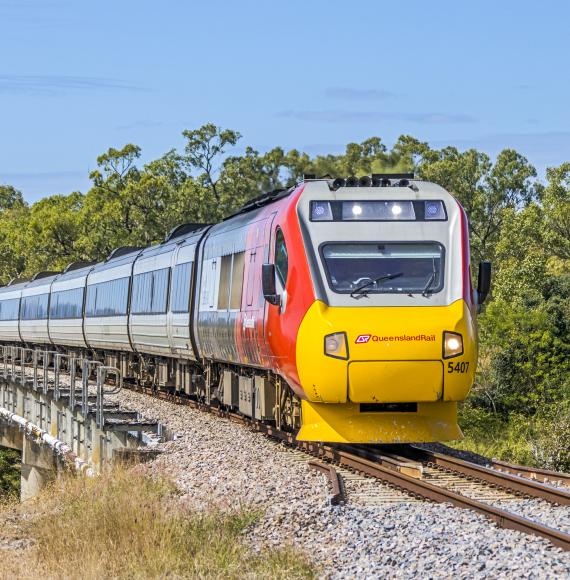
[296,400,462,443]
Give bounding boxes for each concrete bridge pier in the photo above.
[21,436,60,501]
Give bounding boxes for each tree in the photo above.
[22,192,85,274]
[417,147,537,263]
[182,124,241,203]
[542,163,570,260]
[0,184,25,211]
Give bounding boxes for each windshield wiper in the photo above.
[422,257,438,297]
[350,272,404,300]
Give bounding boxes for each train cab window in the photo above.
[274,229,288,285]
[21,294,49,320]
[0,298,20,321]
[321,242,445,295]
[230,252,245,310]
[217,255,232,310]
[171,262,193,313]
[131,268,170,315]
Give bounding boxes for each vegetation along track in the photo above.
[122,382,570,552]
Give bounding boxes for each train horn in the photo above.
[358,176,372,187]
[332,178,346,190]
[346,176,358,187]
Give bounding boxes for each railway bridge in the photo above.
[0,346,162,499]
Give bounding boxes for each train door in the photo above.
[240,213,276,367]
[167,242,196,359]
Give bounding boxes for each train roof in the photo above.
[54,262,97,283]
[0,174,456,292]
[91,246,143,274]
[24,272,61,289]
[222,174,452,220]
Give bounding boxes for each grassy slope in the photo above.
[0,467,315,579]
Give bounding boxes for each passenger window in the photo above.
[0,298,20,321]
[246,250,256,307]
[21,294,49,320]
[171,262,192,313]
[151,268,170,313]
[86,278,129,317]
[217,255,232,310]
[131,268,170,314]
[274,229,288,285]
[230,252,245,310]
[49,288,84,319]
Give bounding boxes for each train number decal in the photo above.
[447,361,469,374]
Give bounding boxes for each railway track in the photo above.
[122,383,570,552]
[4,360,570,554]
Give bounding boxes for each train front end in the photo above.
[293,178,487,443]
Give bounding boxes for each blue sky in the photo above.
[1,0,569,202]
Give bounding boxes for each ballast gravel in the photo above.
[112,389,570,578]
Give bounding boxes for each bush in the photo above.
[455,405,535,466]
[530,403,570,472]
[0,448,20,499]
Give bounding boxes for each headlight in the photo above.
[443,332,463,359]
[324,332,349,360]
[425,200,446,220]
[310,201,333,221]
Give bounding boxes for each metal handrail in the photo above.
[19,347,36,387]
[81,360,102,416]
[96,366,123,428]
[1,347,122,431]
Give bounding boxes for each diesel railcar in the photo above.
[0,176,491,443]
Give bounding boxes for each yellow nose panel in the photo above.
[348,360,443,403]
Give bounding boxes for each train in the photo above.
[0,175,491,443]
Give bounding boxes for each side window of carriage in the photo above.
[274,228,288,286]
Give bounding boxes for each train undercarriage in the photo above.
[3,343,303,433]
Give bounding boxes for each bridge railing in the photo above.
[0,345,122,430]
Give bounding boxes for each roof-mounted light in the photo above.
[342,201,415,221]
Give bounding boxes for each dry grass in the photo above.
[0,467,314,579]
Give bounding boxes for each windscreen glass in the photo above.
[321,242,444,295]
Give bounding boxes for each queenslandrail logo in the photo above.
[355,333,436,344]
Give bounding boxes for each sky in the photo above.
[1,0,570,203]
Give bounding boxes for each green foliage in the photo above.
[456,402,570,472]
[0,448,20,498]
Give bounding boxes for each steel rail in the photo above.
[322,448,570,552]
[490,459,570,486]
[404,446,570,506]
[308,460,344,505]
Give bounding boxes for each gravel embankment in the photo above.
[109,389,570,578]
